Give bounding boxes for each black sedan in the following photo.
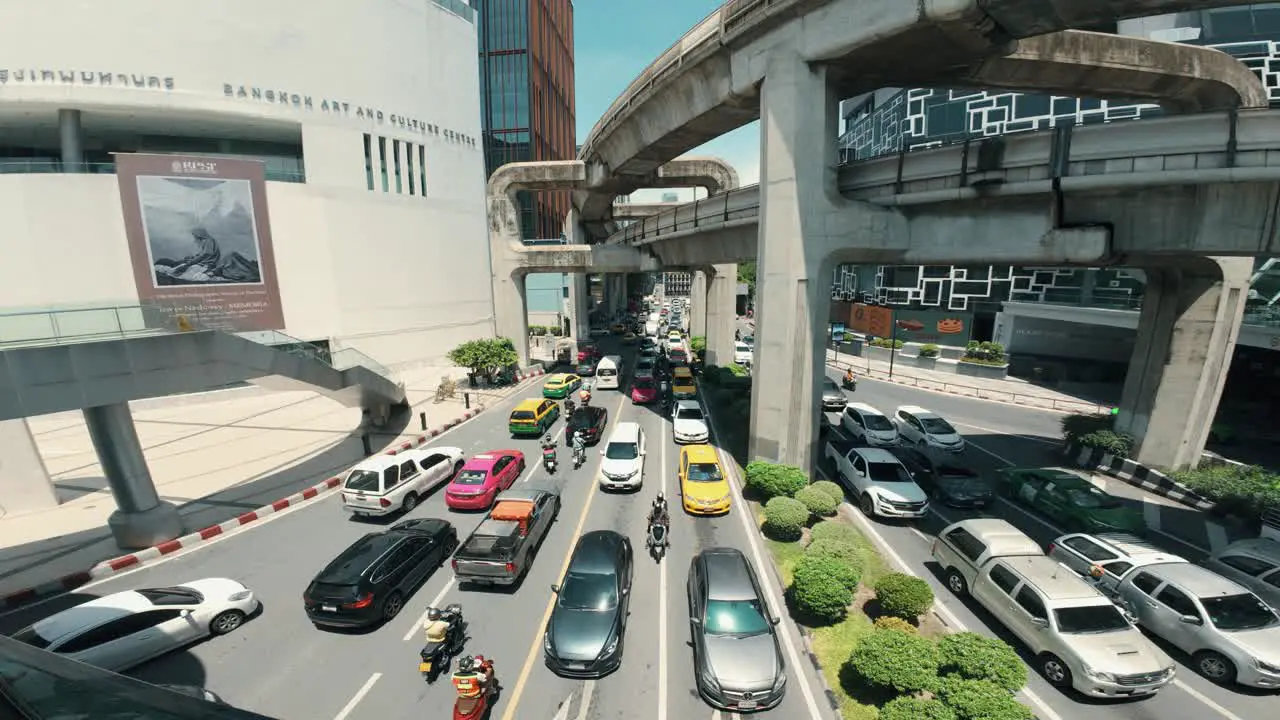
[544,530,633,678]
[303,518,456,628]
[890,447,993,508]
[565,405,609,446]
[576,361,596,377]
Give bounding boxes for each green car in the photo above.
[996,468,1145,534]
[541,373,582,399]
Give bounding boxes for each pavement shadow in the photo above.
[0,592,102,634]
[126,648,209,690]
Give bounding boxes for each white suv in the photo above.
[894,405,965,453]
[599,422,646,491]
[842,447,928,518]
[839,403,899,446]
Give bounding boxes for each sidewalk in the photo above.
[0,365,523,597]
[826,349,1115,415]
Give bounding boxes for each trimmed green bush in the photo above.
[795,486,840,516]
[1169,463,1280,522]
[880,697,955,720]
[745,462,808,499]
[795,550,860,591]
[937,632,1028,692]
[935,676,1034,720]
[872,616,917,634]
[874,573,935,620]
[918,343,941,358]
[1060,412,1113,445]
[809,520,861,545]
[1077,430,1135,459]
[805,538,862,567]
[845,628,939,693]
[809,480,846,504]
[761,497,809,541]
[791,560,853,624]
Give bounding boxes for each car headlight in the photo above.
[1082,664,1116,682]
[772,670,788,692]
[1255,658,1280,674]
[543,632,553,653]
[228,591,252,602]
[601,635,619,657]
[699,667,722,694]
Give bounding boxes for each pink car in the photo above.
[444,450,525,511]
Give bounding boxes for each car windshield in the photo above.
[867,462,914,484]
[687,463,722,482]
[511,411,535,420]
[919,417,956,434]
[937,465,978,478]
[1065,486,1121,509]
[863,414,894,431]
[559,571,618,611]
[454,470,488,486]
[676,407,704,421]
[344,469,381,492]
[1201,593,1278,631]
[822,379,839,393]
[704,599,770,636]
[11,626,52,650]
[1054,604,1131,634]
[605,442,638,460]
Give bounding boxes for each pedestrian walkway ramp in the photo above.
[0,305,406,420]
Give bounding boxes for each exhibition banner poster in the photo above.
[116,153,285,331]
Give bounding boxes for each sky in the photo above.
[573,0,759,203]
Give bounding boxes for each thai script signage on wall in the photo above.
[0,69,174,89]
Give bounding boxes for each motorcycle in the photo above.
[646,512,670,561]
[563,399,576,421]
[419,604,467,682]
[573,443,586,470]
[452,656,498,720]
[841,375,857,391]
[542,444,558,474]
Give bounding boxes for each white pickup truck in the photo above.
[823,438,928,519]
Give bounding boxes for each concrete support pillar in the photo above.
[690,270,709,338]
[749,51,846,469]
[58,109,84,170]
[705,264,738,366]
[495,270,531,366]
[0,419,59,514]
[83,403,182,548]
[1116,257,1251,470]
[568,273,590,340]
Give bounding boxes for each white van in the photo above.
[596,355,623,389]
[645,320,659,337]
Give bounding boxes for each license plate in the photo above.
[419,661,432,672]
[322,605,337,612]
[739,701,758,710]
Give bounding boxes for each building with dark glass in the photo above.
[476,0,576,240]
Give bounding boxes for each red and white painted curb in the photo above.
[1,405,491,611]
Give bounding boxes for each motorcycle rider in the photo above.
[579,382,592,408]
[571,429,587,467]
[452,655,496,699]
[648,492,670,531]
[844,368,855,387]
[423,606,455,645]
[540,434,558,470]
[564,398,576,420]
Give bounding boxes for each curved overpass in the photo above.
[575,0,1265,239]
[610,108,1280,265]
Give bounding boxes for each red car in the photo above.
[444,450,525,510]
[631,377,659,404]
[577,345,601,363]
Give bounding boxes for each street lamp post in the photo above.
[888,313,900,381]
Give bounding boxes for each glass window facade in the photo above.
[477,0,575,240]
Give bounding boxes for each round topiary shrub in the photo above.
[872,615,918,634]
[879,696,955,720]
[790,561,853,624]
[937,632,1028,692]
[745,462,808,499]
[874,573,935,620]
[809,520,861,545]
[935,676,1034,720]
[761,496,810,541]
[845,628,939,693]
[795,485,840,516]
[795,549,860,590]
[804,538,862,567]
[809,480,846,504]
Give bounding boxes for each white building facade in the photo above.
[0,0,492,368]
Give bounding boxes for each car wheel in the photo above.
[1194,651,1237,684]
[945,568,968,596]
[383,592,405,621]
[1039,653,1073,688]
[859,494,875,517]
[210,610,246,635]
[402,492,419,513]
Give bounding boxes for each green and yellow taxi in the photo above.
[541,373,582,399]
[671,367,697,399]
[508,398,560,437]
[679,444,731,515]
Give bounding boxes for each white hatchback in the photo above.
[894,405,965,452]
[672,400,710,444]
[341,446,465,517]
[13,578,258,672]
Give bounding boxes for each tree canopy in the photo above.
[447,338,518,377]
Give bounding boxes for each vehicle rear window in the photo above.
[687,463,722,482]
[308,582,359,600]
[511,411,535,420]
[634,379,655,389]
[454,470,488,486]
[12,626,52,650]
[598,368,617,377]
[944,528,986,561]
[344,469,381,492]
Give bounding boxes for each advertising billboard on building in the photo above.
[116,154,285,331]
[889,308,974,347]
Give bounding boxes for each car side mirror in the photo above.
[689,617,701,625]
[1030,617,1048,628]
[622,587,630,595]
[640,450,647,456]
[599,450,606,456]
[770,616,781,626]
[180,609,193,618]
[1179,614,1203,625]
[550,584,560,593]
[1122,610,1138,624]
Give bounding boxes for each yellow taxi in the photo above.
[671,367,697,399]
[541,373,582,399]
[678,444,731,515]
[508,398,560,437]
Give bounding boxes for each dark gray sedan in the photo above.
[688,548,786,712]
[890,447,993,508]
[821,377,847,411]
[543,530,632,678]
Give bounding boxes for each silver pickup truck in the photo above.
[451,488,560,587]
